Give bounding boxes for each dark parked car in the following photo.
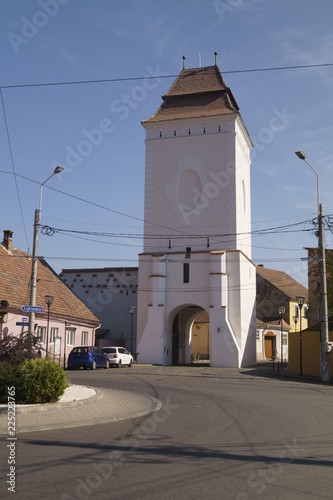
[67,346,109,370]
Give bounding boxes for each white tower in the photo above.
[137,64,256,367]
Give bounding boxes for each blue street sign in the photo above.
[21,305,46,313]
[16,322,30,326]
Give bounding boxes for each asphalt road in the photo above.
[1,367,333,499]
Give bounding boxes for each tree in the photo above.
[0,332,43,363]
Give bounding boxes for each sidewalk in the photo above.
[0,385,161,435]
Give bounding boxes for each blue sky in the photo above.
[1,0,333,287]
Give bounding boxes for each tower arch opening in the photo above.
[168,305,209,365]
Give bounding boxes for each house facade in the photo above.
[256,264,308,360]
[256,319,290,362]
[59,267,138,351]
[306,247,333,328]
[0,230,100,366]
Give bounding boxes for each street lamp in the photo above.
[29,166,64,337]
[45,294,54,357]
[128,306,136,355]
[296,295,305,377]
[278,306,285,366]
[295,151,329,382]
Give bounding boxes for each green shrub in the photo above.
[0,362,24,403]
[0,358,68,404]
[20,358,68,404]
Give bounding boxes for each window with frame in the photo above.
[282,333,288,346]
[81,331,88,345]
[256,330,260,341]
[49,327,58,344]
[67,329,75,346]
[37,326,46,343]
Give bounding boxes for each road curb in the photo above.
[0,386,104,414]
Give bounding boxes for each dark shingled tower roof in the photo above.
[142,65,240,123]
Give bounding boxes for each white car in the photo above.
[102,346,133,368]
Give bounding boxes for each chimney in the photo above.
[2,230,13,251]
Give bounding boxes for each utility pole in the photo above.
[319,203,330,382]
[295,152,331,382]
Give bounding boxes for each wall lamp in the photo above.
[185,247,191,259]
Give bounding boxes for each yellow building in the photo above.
[288,321,333,379]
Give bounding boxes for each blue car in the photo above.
[67,346,109,370]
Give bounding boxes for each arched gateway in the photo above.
[169,305,206,365]
[136,64,256,367]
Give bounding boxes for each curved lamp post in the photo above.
[29,166,64,337]
[128,306,136,355]
[295,152,329,382]
[296,295,305,377]
[278,306,285,366]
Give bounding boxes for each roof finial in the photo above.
[182,55,186,70]
[214,51,218,66]
[199,52,201,68]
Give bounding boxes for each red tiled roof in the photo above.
[256,266,308,300]
[0,241,100,324]
[143,65,239,123]
[257,318,290,329]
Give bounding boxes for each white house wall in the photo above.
[60,268,138,349]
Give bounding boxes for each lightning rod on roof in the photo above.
[199,52,201,67]
[182,56,186,69]
[214,51,218,65]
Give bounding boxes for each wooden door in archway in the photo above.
[264,332,276,359]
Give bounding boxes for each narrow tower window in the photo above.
[183,263,190,283]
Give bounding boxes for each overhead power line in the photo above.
[1,62,332,89]
[41,217,313,242]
